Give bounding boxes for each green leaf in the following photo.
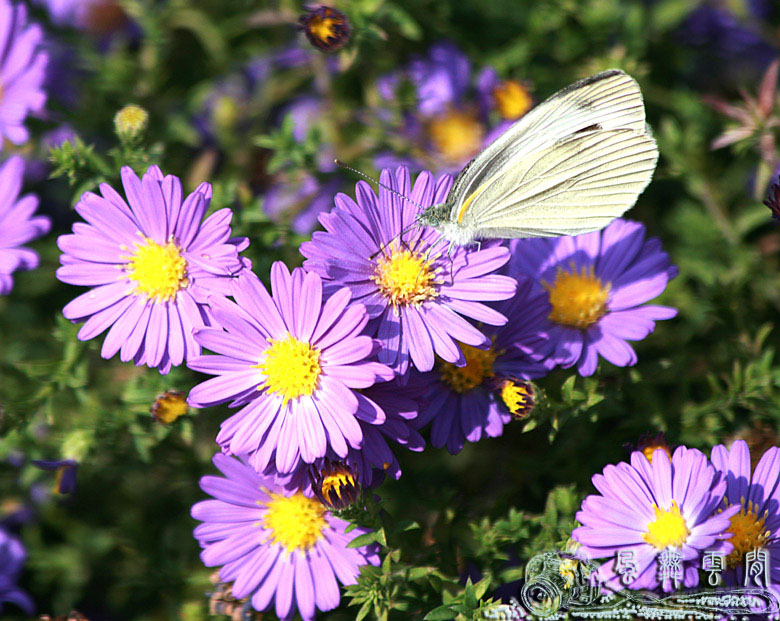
[347,532,378,548]
[424,605,458,620]
[463,579,477,609]
[522,418,538,432]
[560,374,576,401]
[356,601,372,621]
[474,578,490,601]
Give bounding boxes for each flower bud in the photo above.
[114,104,148,142]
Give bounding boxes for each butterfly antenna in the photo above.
[334,159,426,211]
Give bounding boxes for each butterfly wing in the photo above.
[447,69,656,237]
[460,127,658,239]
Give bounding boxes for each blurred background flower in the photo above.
[0,155,50,295]
[369,41,534,173]
[0,525,32,616]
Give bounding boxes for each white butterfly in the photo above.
[415,69,658,246]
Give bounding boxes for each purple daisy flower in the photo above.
[408,41,471,116]
[192,453,379,620]
[195,72,254,146]
[0,156,50,295]
[278,375,427,493]
[300,166,517,375]
[34,0,87,25]
[371,43,482,172]
[0,525,33,615]
[263,173,342,236]
[372,44,531,172]
[0,1,47,146]
[573,446,738,592]
[35,0,133,38]
[187,265,394,474]
[681,3,776,73]
[275,96,337,174]
[57,165,250,374]
[509,218,678,377]
[32,458,78,494]
[346,376,425,485]
[710,439,780,587]
[413,275,549,454]
[26,124,77,182]
[476,67,533,123]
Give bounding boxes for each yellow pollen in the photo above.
[256,334,321,405]
[114,104,148,137]
[315,464,361,510]
[125,237,189,303]
[307,14,338,42]
[642,446,671,464]
[150,390,189,424]
[321,472,354,498]
[492,80,533,120]
[372,244,440,310]
[543,263,610,330]
[720,498,771,568]
[262,491,327,553]
[439,343,498,394]
[499,380,534,418]
[642,501,689,549]
[428,110,484,163]
[638,432,673,464]
[300,7,350,51]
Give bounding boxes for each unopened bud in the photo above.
[114,104,148,142]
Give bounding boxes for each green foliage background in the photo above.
[2,0,780,619]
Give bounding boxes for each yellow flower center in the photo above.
[256,334,321,405]
[492,80,533,120]
[543,264,610,330]
[439,343,498,394]
[262,491,327,553]
[125,237,189,303]
[372,245,440,311]
[428,110,484,163]
[642,501,690,549]
[307,13,338,42]
[721,499,771,568]
[642,445,672,464]
[150,390,188,424]
[638,433,672,464]
[212,95,240,131]
[499,379,534,418]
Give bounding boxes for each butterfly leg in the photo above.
[371,222,417,261]
[446,241,456,285]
